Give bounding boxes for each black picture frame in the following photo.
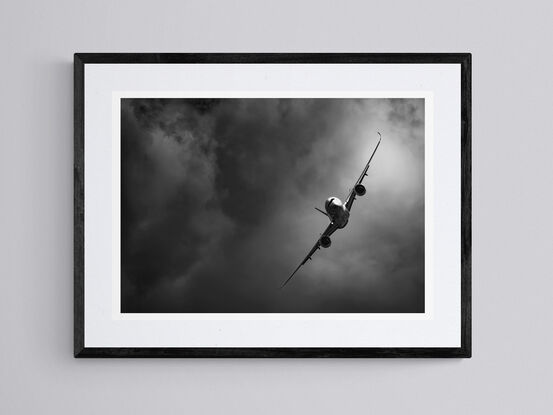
[74,53,471,358]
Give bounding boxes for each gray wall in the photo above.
[1,1,552,413]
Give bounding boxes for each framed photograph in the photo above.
[75,53,471,357]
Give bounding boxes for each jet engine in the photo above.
[354,184,366,196]
[320,235,332,248]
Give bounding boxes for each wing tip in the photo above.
[280,277,292,289]
[280,266,300,289]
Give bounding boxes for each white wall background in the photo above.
[0,1,551,413]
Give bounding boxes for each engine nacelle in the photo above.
[320,235,332,248]
[354,184,366,196]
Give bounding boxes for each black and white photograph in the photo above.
[121,97,425,314]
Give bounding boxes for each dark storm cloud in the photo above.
[121,98,425,312]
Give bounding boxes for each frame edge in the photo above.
[74,53,85,357]
[460,53,472,358]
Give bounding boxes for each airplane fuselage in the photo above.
[325,197,350,229]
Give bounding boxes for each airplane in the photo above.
[281,132,382,288]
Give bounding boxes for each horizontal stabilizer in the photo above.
[314,207,329,218]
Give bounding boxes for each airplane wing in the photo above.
[281,221,340,288]
[344,132,382,212]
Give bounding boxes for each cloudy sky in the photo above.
[121,98,425,313]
